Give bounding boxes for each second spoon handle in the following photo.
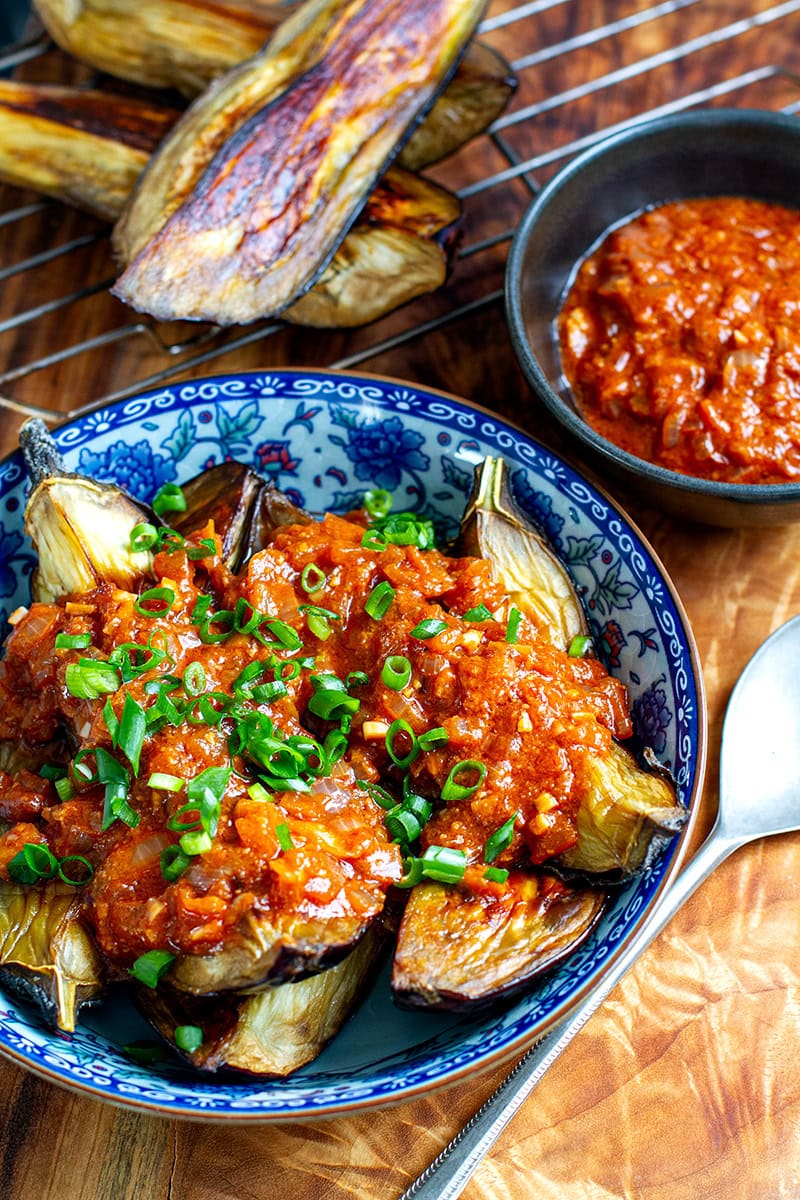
[399,824,739,1200]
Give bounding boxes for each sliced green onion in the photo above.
[55,632,91,650]
[179,830,213,856]
[568,634,594,658]
[152,483,187,518]
[117,693,147,775]
[160,845,191,882]
[148,772,184,792]
[65,659,120,700]
[247,781,273,804]
[146,686,184,729]
[109,640,168,682]
[506,606,522,644]
[233,598,262,635]
[129,522,158,552]
[186,537,217,561]
[418,726,448,751]
[462,604,494,623]
[262,619,303,651]
[182,662,206,696]
[402,791,434,824]
[363,488,393,519]
[356,779,396,810]
[345,670,369,688]
[395,857,424,888]
[39,763,67,782]
[57,855,94,886]
[381,655,412,690]
[7,842,58,884]
[364,581,395,620]
[484,812,519,863]
[323,729,348,766]
[196,692,231,726]
[421,844,467,883]
[441,759,486,802]
[198,610,235,644]
[299,604,340,642]
[232,660,269,692]
[124,1041,168,1064]
[190,594,213,623]
[135,586,175,618]
[300,563,327,594]
[54,776,75,803]
[156,527,185,555]
[410,618,447,640]
[361,529,388,552]
[129,948,175,989]
[385,719,419,769]
[275,823,294,851]
[102,698,119,744]
[102,785,139,832]
[372,512,436,550]
[174,1024,203,1054]
[483,866,509,884]
[251,680,288,704]
[385,806,422,844]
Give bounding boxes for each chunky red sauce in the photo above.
[558,196,800,484]
[0,510,631,971]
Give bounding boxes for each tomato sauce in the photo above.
[0,511,631,970]
[558,196,800,484]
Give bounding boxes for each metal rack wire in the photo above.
[1,0,800,420]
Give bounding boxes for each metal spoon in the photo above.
[399,613,800,1200]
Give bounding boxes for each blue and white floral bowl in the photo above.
[0,369,706,1120]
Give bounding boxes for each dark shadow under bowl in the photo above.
[506,108,800,527]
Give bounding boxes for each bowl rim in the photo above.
[505,106,800,506]
[0,366,708,1119]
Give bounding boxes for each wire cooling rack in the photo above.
[1,0,800,421]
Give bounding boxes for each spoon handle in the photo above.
[398,824,740,1200]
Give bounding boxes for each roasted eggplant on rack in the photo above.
[0,425,687,1069]
[112,0,486,322]
[33,0,515,164]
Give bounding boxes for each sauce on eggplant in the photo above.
[558,196,800,484]
[0,511,631,967]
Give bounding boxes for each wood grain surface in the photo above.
[2,1,800,1197]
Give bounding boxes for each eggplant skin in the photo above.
[0,881,105,1033]
[391,874,605,1013]
[137,926,384,1074]
[112,0,487,324]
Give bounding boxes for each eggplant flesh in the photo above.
[112,0,486,323]
[556,740,687,880]
[0,880,105,1032]
[456,456,589,650]
[34,0,515,158]
[138,925,383,1073]
[391,874,605,1012]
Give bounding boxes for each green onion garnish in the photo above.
[262,619,303,651]
[397,845,467,887]
[363,488,393,519]
[462,604,494,623]
[65,658,120,700]
[7,842,58,884]
[381,655,412,690]
[134,586,175,618]
[102,698,119,743]
[159,846,191,881]
[117,693,147,775]
[410,618,447,640]
[247,781,273,804]
[39,763,67,781]
[418,726,448,751]
[233,598,262,635]
[364,581,395,620]
[371,512,436,550]
[180,830,213,856]
[156,527,185,555]
[275,823,294,851]
[250,681,288,704]
[300,563,327,594]
[182,662,206,696]
[484,811,519,862]
[129,522,158,552]
[356,779,396,810]
[152,483,187,518]
[568,634,594,658]
[54,776,75,803]
[174,1025,203,1054]
[345,670,369,688]
[186,537,216,561]
[441,759,487,802]
[148,772,184,792]
[198,610,235,644]
[55,632,91,650]
[385,806,423,844]
[57,855,94,886]
[506,606,522,644]
[361,529,388,552]
[484,866,509,884]
[129,949,175,989]
[190,595,213,623]
[124,1041,168,1064]
[299,604,340,642]
[385,719,419,769]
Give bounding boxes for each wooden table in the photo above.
[2,1,800,1196]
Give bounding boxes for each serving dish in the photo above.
[0,368,705,1119]
[505,108,800,527]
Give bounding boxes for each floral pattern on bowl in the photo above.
[0,370,704,1119]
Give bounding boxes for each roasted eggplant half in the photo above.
[0,879,105,1032]
[456,456,589,649]
[392,873,604,1012]
[0,82,460,328]
[34,0,515,158]
[20,418,154,603]
[137,923,384,1073]
[112,0,486,323]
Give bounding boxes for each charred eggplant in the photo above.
[112,0,486,323]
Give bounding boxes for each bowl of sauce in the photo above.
[506,108,800,525]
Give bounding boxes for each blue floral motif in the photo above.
[632,676,673,754]
[334,415,430,491]
[512,470,566,547]
[78,439,177,500]
[0,526,24,598]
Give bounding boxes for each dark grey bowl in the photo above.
[505,108,800,527]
